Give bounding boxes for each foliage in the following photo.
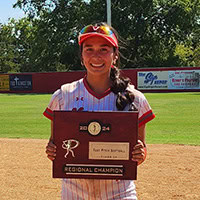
[0,0,200,72]
[111,0,200,67]
[0,21,20,73]
[193,45,200,66]
[0,18,40,72]
[174,44,194,66]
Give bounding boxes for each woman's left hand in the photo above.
[132,140,147,165]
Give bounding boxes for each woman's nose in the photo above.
[92,50,101,58]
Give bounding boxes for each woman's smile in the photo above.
[90,63,104,68]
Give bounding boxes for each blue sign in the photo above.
[142,72,167,85]
[144,73,158,85]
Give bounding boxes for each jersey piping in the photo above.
[83,76,112,99]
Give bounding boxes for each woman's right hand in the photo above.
[46,140,57,161]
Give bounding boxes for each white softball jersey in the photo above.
[43,77,155,200]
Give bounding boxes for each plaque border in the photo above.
[53,111,138,180]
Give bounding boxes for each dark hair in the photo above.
[80,22,137,111]
[110,66,137,111]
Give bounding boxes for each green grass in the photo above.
[0,94,51,139]
[0,92,199,145]
[145,92,200,145]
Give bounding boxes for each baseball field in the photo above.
[0,92,200,200]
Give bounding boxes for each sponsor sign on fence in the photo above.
[0,75,10,91]
[168,70,200,89]
[137,71,168,90]
[138,70,200,90]
[9,75,32,91]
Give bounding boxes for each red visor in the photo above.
[78,25,118,48]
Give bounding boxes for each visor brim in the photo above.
[78,33,118,48]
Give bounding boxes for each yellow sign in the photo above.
[0,75,10,91]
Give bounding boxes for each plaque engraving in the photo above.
[79,120,111,136]
[62,139,80,158]
[63,164,124,176]
[89,142,129,160]
[88,121,101,135]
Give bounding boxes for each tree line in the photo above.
[0,0,200,73]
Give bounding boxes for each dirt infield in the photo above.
[0,138,199,200]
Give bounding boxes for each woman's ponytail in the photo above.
[110,66,136,111]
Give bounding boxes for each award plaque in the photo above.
[53,111,138,180]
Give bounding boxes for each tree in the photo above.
[0,18,43,73]
[111,0,200,67]
[7,0,200,72]
[0,22,20,73]
[14,0,93,71]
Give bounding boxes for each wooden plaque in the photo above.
[53,111,138,180]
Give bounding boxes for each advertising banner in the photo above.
[0,75,10,91]
[10,74,32,91]
[168,70,200,89]
[137,71,168,90]
[138,70,200,90]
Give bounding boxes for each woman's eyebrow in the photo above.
[83,44,110,48]
[100,44,110,47]
[83,44,92,48]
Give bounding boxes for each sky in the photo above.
[0,0,26,24]
[0,0,92,24]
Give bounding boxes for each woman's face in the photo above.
[81,36,118,78]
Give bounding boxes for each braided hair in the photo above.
[110,65,136,111]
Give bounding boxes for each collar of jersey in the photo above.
[83,76,111,100]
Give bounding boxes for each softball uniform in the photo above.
[43,77,155,200]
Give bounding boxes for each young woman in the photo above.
[44,22,155,199]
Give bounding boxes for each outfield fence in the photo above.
[0,67,200,93]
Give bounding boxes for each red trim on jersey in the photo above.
[83,76,111,99]
[139,110,155,127]
[43,107,53,120]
